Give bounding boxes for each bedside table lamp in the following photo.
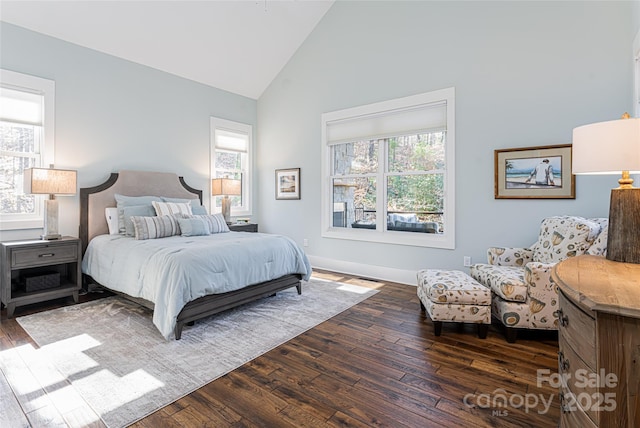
[24,167,77,240]
[212,177,241,224]
[572,113,640,264]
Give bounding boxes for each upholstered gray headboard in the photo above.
[79,170,202,253]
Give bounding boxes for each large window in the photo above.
[321,88,455,248]
[0,69,55,230]
[210,117,252,217]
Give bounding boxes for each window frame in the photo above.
[210,117,252,217]
[321,88,455,249]
[634,28,640,118]
[0,69,55,231]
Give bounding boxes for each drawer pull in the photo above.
[558,308,569,327]
[38,253,55,258]
[557,351,570,388]
[559,392,572,413]
[560,353,570,372]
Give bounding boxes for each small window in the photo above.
[321,88,455,248]
[210,117,252,217]
[0,70,55,230]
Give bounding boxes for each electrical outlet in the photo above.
[303,238,309,247]
[463,256,472,267]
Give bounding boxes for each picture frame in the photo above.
[275,168,301,200]
[495,144,575,199]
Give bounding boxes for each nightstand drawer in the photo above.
[11,244,78,268]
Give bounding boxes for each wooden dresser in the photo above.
[552,255,640,428]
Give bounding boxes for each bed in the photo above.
[80,170,311,340]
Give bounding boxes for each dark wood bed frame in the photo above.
[79,170,302,339]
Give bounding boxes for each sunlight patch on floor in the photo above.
[39,334,102,376]
[1,334,166,424]
[336,283,377,294]
[1,345,47,396]
[77,368,165,412]
[310,275,382,293]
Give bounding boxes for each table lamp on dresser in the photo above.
[572,113,640,264]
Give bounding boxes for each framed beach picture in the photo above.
[495,144,575,199]
[275,168,301,200]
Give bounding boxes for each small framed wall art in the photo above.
[494,144,575,199]
[275,168,301,200]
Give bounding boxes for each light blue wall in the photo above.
[0,22,257,241]
[257,1,634,281]
[633,0,640,35]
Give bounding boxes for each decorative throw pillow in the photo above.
[185,213,230,234]
[161,197,208,215]
[531,216,601,264]
[586,228,608,256]
[152,201,192,217]
[191,205,208,215]
[131,215,181,240]
[122,205,156,236]
[176,217,211,237]
[115,194,162,234]
[105,207,119,235]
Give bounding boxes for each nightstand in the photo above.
[228,223,258,233]
[1,236,81,317]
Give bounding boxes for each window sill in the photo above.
[321,227,454,249]
[0,218,43,231]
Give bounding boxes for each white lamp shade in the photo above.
[212,178,242,196]
[24,167,77,195]
[572,117,640,175]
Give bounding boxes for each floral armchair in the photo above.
[469,216,608,342]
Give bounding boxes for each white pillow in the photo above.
[151,201,192,217]
[105,208,119,235]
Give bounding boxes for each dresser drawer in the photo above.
[560,388,598,428]
[559,334,597,424]
[11,244,78,268]
[559,291,595,368]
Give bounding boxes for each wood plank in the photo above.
[198,371,297,427]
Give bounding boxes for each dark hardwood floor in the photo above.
[1,270,560,427]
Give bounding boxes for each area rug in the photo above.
[7,279,378,428]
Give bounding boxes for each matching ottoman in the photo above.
[417,269,492,338]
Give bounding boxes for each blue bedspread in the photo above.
[82,232,312,339]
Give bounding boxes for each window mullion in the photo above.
[377,138,387,231]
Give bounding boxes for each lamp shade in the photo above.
[572,115,640,264]
[212,178,241,196]
[572,117,640,175]
[24,167,77,195]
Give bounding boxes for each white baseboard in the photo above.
[307,255,417,286]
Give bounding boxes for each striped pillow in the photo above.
[151,201,192,217]
[131,215,181,240]
[185,213,230,234]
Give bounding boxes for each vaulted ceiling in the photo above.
[0,1,335,99]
